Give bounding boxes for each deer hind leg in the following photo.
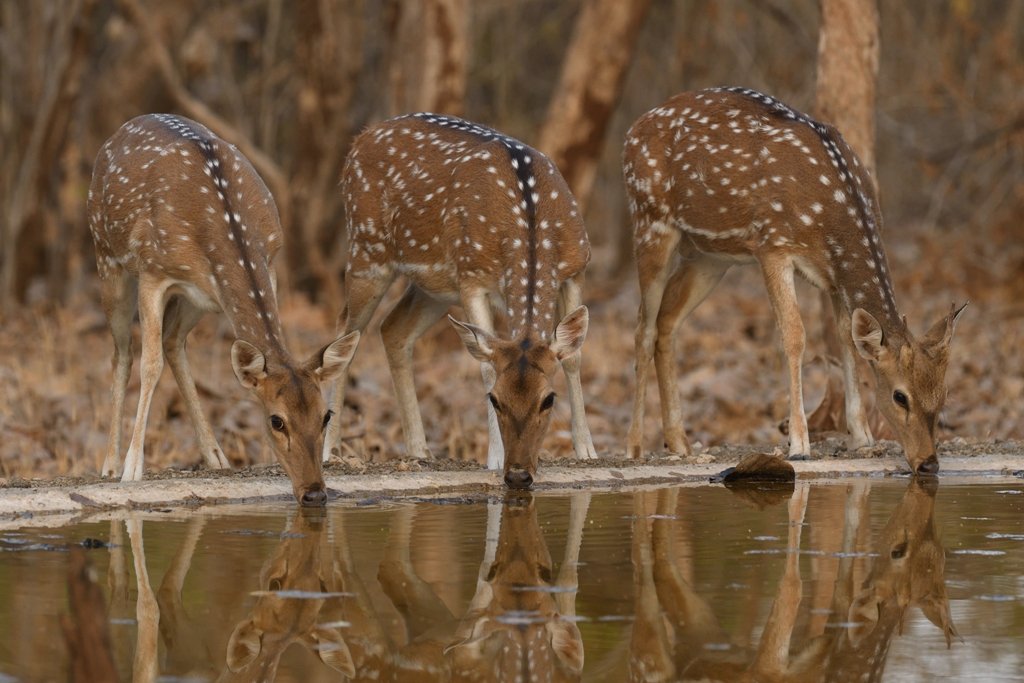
[462,289,503,471]
[654,255,729,456]
[322,268,395,463]
[161,298,229,470]
[761,257,811,458]
[380,285,449,460]
[626,227,682,458]
[99,271,138,478]
[121,274,169,482]
[831,293,873,449]
[557,274,597,460]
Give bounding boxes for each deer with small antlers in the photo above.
[88,114,358,506]
[322,113,597,488]
[624,87,966,473]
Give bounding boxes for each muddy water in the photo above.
[1,479,1022,682]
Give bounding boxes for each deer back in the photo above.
[344,113,590,340]
[88,114,286,349]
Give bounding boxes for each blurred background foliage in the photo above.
[2,0,1021,306]
[1,0,1022,478]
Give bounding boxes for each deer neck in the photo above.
[817,133,905,342]
[191,136,292,366]
[829,236,905,342]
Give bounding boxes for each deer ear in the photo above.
[846,590,880,647]
[918,593,961,649]
[303,627,355,677]
[309,331,360,382]
[449,315,496,363]
[550,305,589,361]
[226,618,262,672]
[547,619,584,673]
[851,308,885,362]
[231,340,267,390]
[922,302,967,352]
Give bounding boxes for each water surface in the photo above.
[1,478,1022,681]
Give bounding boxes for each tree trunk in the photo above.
[808,0,880,436]
[536,0,652,212]
[62,548,118,683]
[814,0,880,177]
[387,0,469,116]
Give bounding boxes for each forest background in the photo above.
[1,0,1021,479]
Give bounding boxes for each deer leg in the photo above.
[162,299,229,470]
[654,256,729,456]
[555,491,591,617]
[462,290,503,470]
[99,272,138,478]
[557,274,597,460]
[626,227,681,458]
[750,481,809,675]
[761,258,811,458]
[380,285,448,460]
[378,506,455,640]
[126,516,160,683]
[832,293,873,449]
[322,270,394,462]
[156,517,206,655]
[121,275,169,482]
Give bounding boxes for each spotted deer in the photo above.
[624,87,966,473]
[88,114,358,506]
[323,113,597,488]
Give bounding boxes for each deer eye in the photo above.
[269,415,285,432]
[893,390,909,409]
[322,410,334,428]
[487,393,502,414]
[540,392,556,412]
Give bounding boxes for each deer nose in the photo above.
[504,469,533,489]
[916,455,939,476]
[300,487,327,507]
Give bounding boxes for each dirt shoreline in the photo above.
[2,440,1021,526]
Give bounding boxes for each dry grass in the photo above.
[1,221,1021,481]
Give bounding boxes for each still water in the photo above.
[1,478,1023,682]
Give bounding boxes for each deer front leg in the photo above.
[122,275,170,482]
[750,481,809,676]
[162,298,230,470]
[99,272,137,478]
[381,286,448,460]
[557,276,597,460]
[462,290,504,471]
[832,293,873,449]
[554,491,590,618]
[761,257,811,459]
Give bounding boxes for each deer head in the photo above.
[231,332,360,505]
[223,511,355,680]
[450,307,588,488]
[445,493,584,681]
[847,477,959,651]
[852,304,967,474]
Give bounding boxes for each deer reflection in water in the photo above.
[628,477,957,683]
[112,492,589,682]
[376,491,589,682]
[115,511,359,682]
